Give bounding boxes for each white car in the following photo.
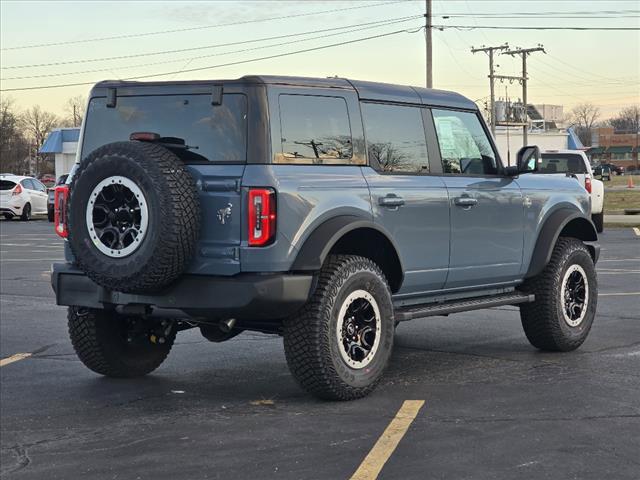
[0,174,49,221]
[540,150,605,232]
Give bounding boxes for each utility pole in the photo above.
[471,44,508,136]
[425,0,432,88]
[502,46,545,146]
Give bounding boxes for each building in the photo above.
[38,128,80,179]
[586,127,640,171]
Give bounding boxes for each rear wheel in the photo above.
[20,203,31,221]
[283,255,394,400]
[47,205,55,222]
[68,307,176,377]
[519,237,597,352]
[592,212,604,233]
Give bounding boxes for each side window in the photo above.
[21,179,35,190]
[432,109,498,175]
[277,94,355,164]
[32,179,46,192]
[362,103,429,173]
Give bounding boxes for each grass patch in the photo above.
[604,190,640,213]
[604,223,640,228]
[598,174,638,187]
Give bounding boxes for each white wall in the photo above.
[54,152,76,179]
[493,129,569,166]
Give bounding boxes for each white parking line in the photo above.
[633,227,640,237]
[599,292,640,297]
[0,353,32,367]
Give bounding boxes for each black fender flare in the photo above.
[526,208,598,278]
[291,215,403,273]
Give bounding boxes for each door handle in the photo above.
[453,197,478,207]
[378,194,405,208]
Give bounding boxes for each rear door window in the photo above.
[362,102,429,173]
[539,153,587,174]
[82,94,247,163]
[277,94,355,164]
[21,179,35,190]
[432,109,498,175]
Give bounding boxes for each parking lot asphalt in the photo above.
[1,219,639,480]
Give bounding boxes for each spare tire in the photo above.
[67,141,200,293]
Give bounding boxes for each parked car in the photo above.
[39,174,56,188]
[51,76,599,400]
[47,175,68,222]
[540,150,605,232]
[594,163,624,176]
[0,174,49,220]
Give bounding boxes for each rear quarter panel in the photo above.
[515,173,591,275]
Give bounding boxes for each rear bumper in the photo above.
[51,263,314,320]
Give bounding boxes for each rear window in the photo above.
[0,180,16,190]
[539,153,587,174]
[82,94,247,163]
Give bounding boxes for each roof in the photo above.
[93,75,478,110]
[586,147,606,154]
[39,128,80,154]
[607,146,632,154]
[0,174,29,181]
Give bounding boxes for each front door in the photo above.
[361,102,450,295]
[430,108,524,289]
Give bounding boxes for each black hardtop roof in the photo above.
[92,75,477,110]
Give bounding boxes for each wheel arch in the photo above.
[526,208,598,279]
[291,215,404,293]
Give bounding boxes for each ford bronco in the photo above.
[51,76,599,400]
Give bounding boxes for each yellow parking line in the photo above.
[0,353,32,367]
[350,400,425,480]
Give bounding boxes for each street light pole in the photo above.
[426,0,432,88]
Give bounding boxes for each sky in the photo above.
[1,0,639,120]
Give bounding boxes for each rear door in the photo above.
[430,108,524,289]
[29,179,49,213]
[81,84,250,275]
[361,102,450,296]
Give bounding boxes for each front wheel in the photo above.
[68,307,176,377]
[283,255,394,400]
[519,237,597,352]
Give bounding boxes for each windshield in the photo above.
[539,153,587,174]
[81,93,247,163]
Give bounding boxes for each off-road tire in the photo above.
[592,212,604,233]
[67,141,200,293]
[68,307,176,377]
[20,203,31,221]
[519,237,597,352]
[283,255,394,401]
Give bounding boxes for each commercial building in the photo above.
[39,128,80,180]
[586,127,640,171]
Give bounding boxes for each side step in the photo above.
[395,292,534,322]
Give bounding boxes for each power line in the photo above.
[0,1,405,51]
[1,19,423,81]
[2,16,421,70]
[435,24,640,31]
[0,27,421,92]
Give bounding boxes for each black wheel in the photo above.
[519,237,597,352]
[68,307,176,377]
[67,141,200,293]
[47,205,55,222]
[592,212,604,233]
[20,203,31,221]
[3,213,12,220]
[283,255,394,400]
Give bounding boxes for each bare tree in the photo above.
[608,105,640,134]
[0,98,30,174]
[62,95,85,127]
[20,105,60,175]
[570,103,601,147]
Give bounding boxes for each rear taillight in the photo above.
[248,188,276,247]
[54,185,70,238]
[12,184,22,196]
[585,177,592,194]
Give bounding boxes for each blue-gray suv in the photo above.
[52,76,599,400]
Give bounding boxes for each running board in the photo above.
[395,292,535,322]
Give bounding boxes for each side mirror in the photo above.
[516,145,540,174]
